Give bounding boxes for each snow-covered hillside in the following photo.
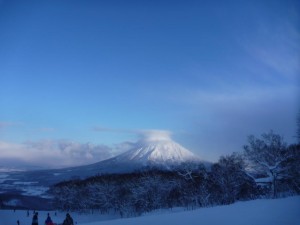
[1,196,299,225]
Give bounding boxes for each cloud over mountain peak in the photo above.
[139,129,172,143]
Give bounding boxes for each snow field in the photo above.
[94,196,300,225]
[0,196,299,225]
[0,210,119,225]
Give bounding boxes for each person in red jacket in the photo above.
[45,213,54,225]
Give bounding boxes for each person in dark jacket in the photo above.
[62,213,74,225]
[32,212,38,225]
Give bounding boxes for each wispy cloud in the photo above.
[0,128,176,170]
[38,127,56,132]
[0,139,113,169]
[93,126,173,142]
[0,121,22,130]
[92,126,134,133]
[242,20,300,81]
[170,83,299,161]
[0,121,55,134]
[137,129,172,142]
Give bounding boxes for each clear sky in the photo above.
[0,0,299,169]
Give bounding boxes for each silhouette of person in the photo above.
[62,213,74,225]
[32,212,38,225]
[45,213,54,225]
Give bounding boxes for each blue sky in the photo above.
[0,0,299,168]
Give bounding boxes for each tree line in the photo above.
[49,131,300,216]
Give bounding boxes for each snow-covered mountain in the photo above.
[112,139,199,167]
[0,132,205,200]
[50,135,202,178]
[77,131,202,175]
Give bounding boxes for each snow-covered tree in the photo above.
[211,153,256,204]
[297,111,300,144]
[244,131,289,198]
[279,144,300,195]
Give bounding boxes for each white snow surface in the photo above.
[1,196,299,225]
[115,139,200,166]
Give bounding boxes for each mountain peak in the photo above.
[116,136,199,167]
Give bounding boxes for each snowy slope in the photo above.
[1,196,299,225]
[95,196,300,225]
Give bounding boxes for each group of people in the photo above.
[30,212,74,225]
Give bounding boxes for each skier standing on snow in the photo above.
[32,212,38,225]
[45,213,54,225]
[62,213,74,225]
